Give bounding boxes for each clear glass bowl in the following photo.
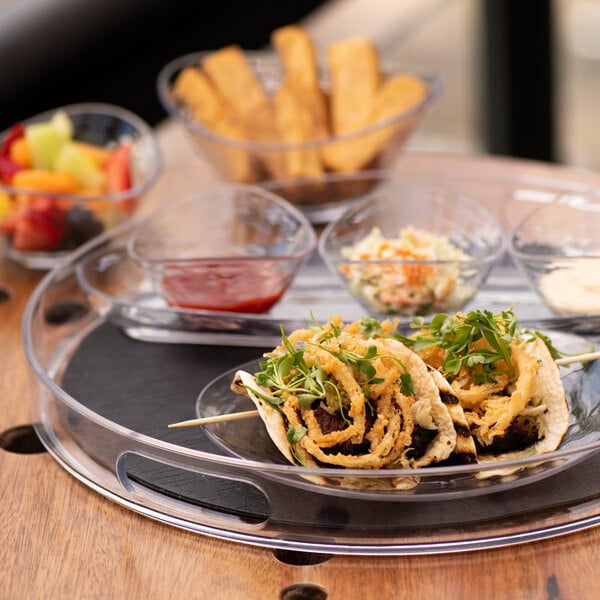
[157,50,443,223]
[126,184,317,314]
[0,103,162,270]
[510,192,600,316]
[318,175,508,317]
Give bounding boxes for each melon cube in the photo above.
[25,122,63,170]
[54,142,106,189]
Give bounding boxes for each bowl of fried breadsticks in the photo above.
[157,25,443,223]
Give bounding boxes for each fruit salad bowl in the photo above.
[0,103,162,270]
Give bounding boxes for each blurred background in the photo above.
[0,0,598,172]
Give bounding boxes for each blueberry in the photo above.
[65,205,105,247]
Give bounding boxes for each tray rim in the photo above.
[28,430,600,555]
[21,268,600,553]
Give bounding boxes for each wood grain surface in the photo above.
[2,133,600,599]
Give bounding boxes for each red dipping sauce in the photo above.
[161,260,289,313]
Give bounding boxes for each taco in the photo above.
[400,308,570,463]
[231,316,457,488]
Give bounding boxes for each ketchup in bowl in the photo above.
[127,184,317,316]
[161,260,289,313]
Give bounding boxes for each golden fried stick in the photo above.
[376,73,428,120]
[202,46,275,140]
[202,45,285,178]
[322,37,381,172]
[323,72,429,172]
[273,83,324,179]
[172,66,255,182]
[271,25,329,139]
[326,37,381,135]
[366,73,428,156]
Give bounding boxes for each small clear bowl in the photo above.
[510,192,600,316]
[157,50,443,223]
[0,103,162,270]
[318,175,507,317]
[127,184,317,314]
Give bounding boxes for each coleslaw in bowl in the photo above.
[319,176,507,317]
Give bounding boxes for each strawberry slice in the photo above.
[105,142,134,214]
[105,142,132,192]
[12,213,61,251]
[1,122,27,183]
[0,123,25,158]
[0,156,22,184]
[11,197,66,252]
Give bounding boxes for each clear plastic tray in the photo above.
[21,168,600,555]
[22,227,600,554]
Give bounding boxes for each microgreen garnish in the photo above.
[287,423,307,445]
[399,372,416,397]
[252,328,328,408]
[395,307,528,382]
[251,317,416,424]
[359,317,384,338]
[324,378,351,425]
[286,423,307,464]
[521,446,538,458]
[524,329,563,361]
[333,344,378,380]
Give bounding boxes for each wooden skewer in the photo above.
[168,409,259,428]
[169,351,600,429]
[555,350,600,366]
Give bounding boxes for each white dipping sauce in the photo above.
[538,259,600,314]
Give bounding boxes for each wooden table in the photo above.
[3,136,600,599]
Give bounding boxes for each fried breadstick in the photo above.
[322,37,382,172]
[272,25,329,139]
[323,71,429,172]
[273,83,324,179]
[203,45,285,178]
[172,66,255,182]
[326,37,381,135]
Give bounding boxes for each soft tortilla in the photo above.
[231,369,319,469]
[372,337,456,467]
[424,336,569,467]
[428,367,478,464]
[478,337,569,464]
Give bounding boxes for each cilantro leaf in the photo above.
[399,372,415,397]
